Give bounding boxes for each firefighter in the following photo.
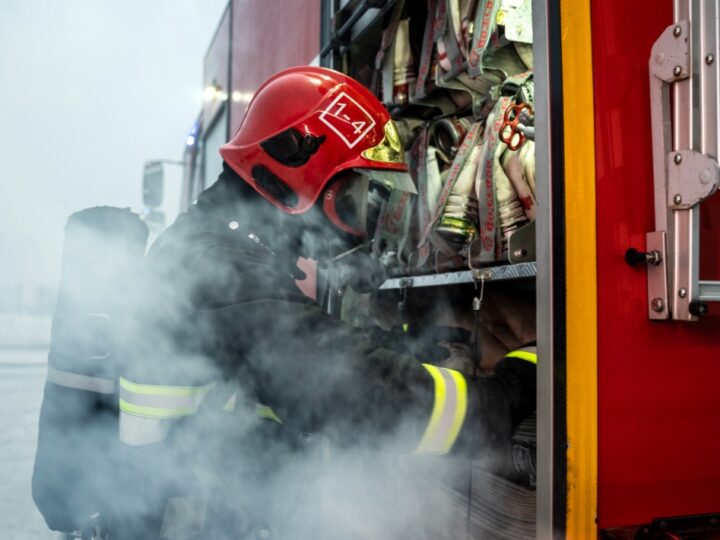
[119,67,536,536]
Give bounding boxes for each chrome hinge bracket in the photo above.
[667,150,720,208]
[650,20,690,83]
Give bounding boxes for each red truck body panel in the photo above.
[229,0,321,135]
[592,0,720,528]
[203,6,232,128]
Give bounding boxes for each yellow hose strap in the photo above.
[415,364,468,455]
[505,348,538,365]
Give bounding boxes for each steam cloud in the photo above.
[33,175,536,539]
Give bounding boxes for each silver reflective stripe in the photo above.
[415,364,468,455]
[46,366,115,394]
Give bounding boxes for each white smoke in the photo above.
[29,189,536,539]
[0,0,226,309]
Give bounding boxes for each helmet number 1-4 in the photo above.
[319,92,376,149]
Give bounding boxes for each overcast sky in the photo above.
[0,0,228,293]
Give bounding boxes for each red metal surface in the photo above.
[229,0,321,135]
[592,0,720,529]
[203,6,231,127]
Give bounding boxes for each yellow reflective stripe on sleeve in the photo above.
[119,398,196,419]
[119,378,215,419]
[505,350,538,364]
[119,377,210,396]
[119,378,216,446]
[446,369,467,451]
[415,364,468,455]
[416,364,446,452]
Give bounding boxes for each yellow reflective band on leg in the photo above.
[505,350,538,364]
[415,364,468,455]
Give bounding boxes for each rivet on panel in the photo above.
[700,168,713,184]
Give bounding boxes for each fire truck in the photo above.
[141,0,720,538]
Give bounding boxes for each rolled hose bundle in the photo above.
[32,207,148,532]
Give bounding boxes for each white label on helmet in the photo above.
[319,92,376,149]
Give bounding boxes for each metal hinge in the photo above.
[645,10,720,321]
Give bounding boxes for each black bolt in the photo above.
[689,301,709,317]
[625,248,644,266]
[625,248,661,267]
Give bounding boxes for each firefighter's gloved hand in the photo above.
[454,350,536,457]
[494,354,536,428]
[332,245,387,294]
[436,339,474,373]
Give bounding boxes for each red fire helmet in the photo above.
[219,66,412,217]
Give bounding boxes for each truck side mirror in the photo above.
[142,161,164,208]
